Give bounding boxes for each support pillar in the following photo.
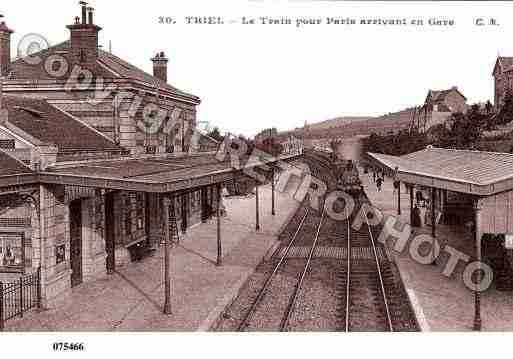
[145,192,151,247]
[255,182,260,231]
[216,183,222,266]
[162,196,172,315]
[409,184,414,224]
[431,188,436,238]
[441,189,447,224]
[209,186,214,219]
[201,187,208,223]
[473,199,483,331]
[431,187,437,265]
[105,191,116,275]
[181,193,187,234]
[271,168,276,216]
[36,188,47,308]
[397,181,401,216]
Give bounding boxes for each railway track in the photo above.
[337,196,418,331]
[215,150,418,332]
[235,207,326,331]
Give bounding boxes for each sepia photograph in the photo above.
[0,0,512,357]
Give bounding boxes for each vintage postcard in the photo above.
[0,0,511,357]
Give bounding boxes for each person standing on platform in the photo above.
[412,205,422,228]
[376,176,383,192]
[416,190,424,207]
[393,179,400,195]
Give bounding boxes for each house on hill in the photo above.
[422,86,468,130]
[493,56,513,111]
[425,86,467,114]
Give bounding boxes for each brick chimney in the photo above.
[151,51,168,83]
[0,18,14,77]
[66,3,102,66]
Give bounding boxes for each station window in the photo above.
[0,139,15,150]
[125,192,146,236]
[136,193,145,230]
[0,232,25,273]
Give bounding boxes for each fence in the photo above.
[0,268,41,331]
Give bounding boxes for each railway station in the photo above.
[367,147,513,331]
[4,1,504,334]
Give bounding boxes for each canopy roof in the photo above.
[367,147,513,196]
[0,152,301,193]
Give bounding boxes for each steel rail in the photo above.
[364,205,394,332]
[237,208,310,331]
[344,205,351,332]
[280,207,326,331]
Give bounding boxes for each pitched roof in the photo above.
[0,150,33,176]
[1,95,123,152]
[497,57,513,73]
[8,41,199,103]
[367,147,513,195]
[97,50,197,100]
[427,87,467,103]
[9,41,112,80]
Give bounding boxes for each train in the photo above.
[335,159,363,194]
[304,148,363,194]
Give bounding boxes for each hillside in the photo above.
[304,116,375,130]
[281,108,417,140]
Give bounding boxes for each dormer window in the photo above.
[0,139,15,150]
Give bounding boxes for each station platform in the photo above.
[4,183,299,331]
[362,169,513,331]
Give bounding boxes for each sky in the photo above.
[2,1,513,137]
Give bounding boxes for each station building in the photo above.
[0,4,301,312]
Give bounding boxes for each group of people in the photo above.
[364,165,435,230]
[412,190,432,228]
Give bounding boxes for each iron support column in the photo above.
[409,184,414,224]
[271,168,276,216]
[162,196,172,315]
[397,181,401,216]
[473,199,483,331]
[255,183,260,231]
[431,187,437,265]
[216,184,222,266]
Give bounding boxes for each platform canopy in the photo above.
[0,152,301,193]
[367,147,513,196]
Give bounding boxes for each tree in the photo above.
[362,129,427,156]
[430,109,484,149]
[496,88,513,126]
[207,127,224,142]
